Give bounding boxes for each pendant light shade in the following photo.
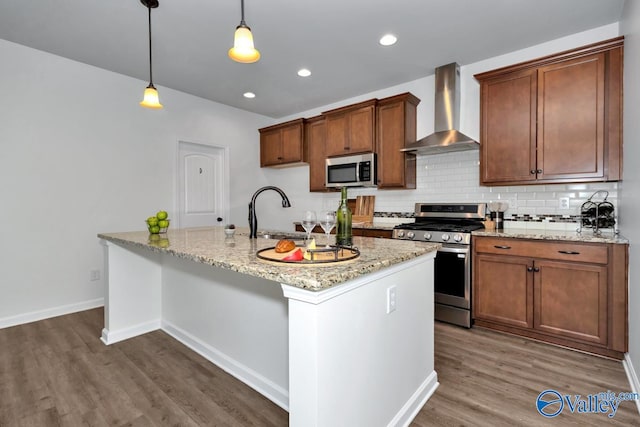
[228,0,260,63]
[140,84,163,109]
[140,0,163,109]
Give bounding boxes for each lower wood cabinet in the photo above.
[472,236,628,359]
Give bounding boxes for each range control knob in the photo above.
[423,232,432,241]
[441,233,450,242]
[453,234,463,242]
[397,230,405,238]
[407,231,415,239]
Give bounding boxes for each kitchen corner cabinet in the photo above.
[472,236,628,359]
[475,37,623,186]
[376,93,420,189]
[259,118,305,167]
[304,116,332,192]
[323,99,377,157]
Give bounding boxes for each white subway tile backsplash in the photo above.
[321,151,619,222]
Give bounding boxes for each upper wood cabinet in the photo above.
[475,37,623,186]
[258,92,421,191]
[259,118,305,167]
[304,115,330,192]
[376,93,420,189]
[323,99,377,157]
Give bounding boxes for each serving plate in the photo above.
[256,245,360,265]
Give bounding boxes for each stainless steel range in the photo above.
[392,203,486,328]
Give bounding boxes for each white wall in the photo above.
[261,24,621,231]
[0,39,273,325]
[620,1,640,403]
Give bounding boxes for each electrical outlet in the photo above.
[90,270,101,281]
[559,197,570,209]
[386,286,397,314]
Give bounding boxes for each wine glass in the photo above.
[319,211,336,247]
[301,210,317,242]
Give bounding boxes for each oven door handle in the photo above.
[437,246,469,255]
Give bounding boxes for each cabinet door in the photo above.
[259,119,304,167]
[347,105,375,153]
[306,118,328,192]
[325,103,375,157]
[280,124,303,163]
[480,68,537,184]
[473,253,533,328]
[534,259,608,345]
[537,53,605,181]
[260,128,283,166]
[376,98,418,188]
[325,114,349,157]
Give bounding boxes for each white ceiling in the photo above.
[0,0,626,118]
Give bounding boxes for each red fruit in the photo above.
[281,248,303,261]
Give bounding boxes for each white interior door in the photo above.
[177,141,228,228]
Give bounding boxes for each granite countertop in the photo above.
[473,228,628,244]
[98,226,439,291]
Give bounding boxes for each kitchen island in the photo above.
[98,226,440,427]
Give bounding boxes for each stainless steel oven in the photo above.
[434,245,471,327]
[392,203,485,328]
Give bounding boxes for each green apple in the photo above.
[156,211,168,220]
[158,220,169,228]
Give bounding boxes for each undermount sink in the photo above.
[257,232,307,240]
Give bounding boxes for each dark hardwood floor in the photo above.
[0,308,637,426]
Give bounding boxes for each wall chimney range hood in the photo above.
[402,62,479,154]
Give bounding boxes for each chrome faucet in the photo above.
[248,186,291,238]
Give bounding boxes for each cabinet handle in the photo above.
[527,266,534,272]
[493,245,511,250]
[536,169,543,174]
[558,250,580,255]
[277,156,283,160]
[534,267,540,272]
[530,170,536,175]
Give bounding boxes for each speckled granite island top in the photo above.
[473,228,628,244]
[98,226,439,291]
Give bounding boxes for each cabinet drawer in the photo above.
[474,237,608,264]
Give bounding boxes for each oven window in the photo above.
[434,251,466,298]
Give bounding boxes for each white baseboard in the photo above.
[161,319,289,411]
[623,353,640,415]
[100,319,161,345]
[388,371,439,427]
[0,298,104,329]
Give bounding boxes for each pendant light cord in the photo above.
[147,6,154,86]
[240,0,246,26]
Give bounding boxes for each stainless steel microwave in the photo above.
[326,153,377,188]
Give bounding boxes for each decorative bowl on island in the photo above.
[224,224,236,237]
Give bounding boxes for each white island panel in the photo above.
[284,255,437,427]
[160,255,289,409]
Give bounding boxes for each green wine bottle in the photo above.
[336,187,352,246]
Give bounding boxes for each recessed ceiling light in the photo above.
[297,68,312,77]
[243,92,256,98]
[379,34,397,46]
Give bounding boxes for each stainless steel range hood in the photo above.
[401,62,479,154]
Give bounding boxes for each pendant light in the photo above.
[140,0,163,109]
[228,0,260,63]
